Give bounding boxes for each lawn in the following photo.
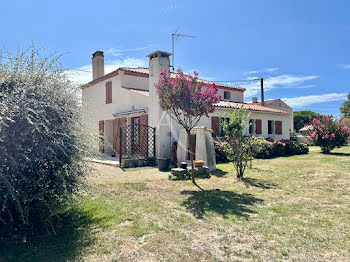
[1,147,350,262]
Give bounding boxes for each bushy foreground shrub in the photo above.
[310,115,350,153]
[0,47,91,236]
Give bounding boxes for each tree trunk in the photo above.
[187,130,196,184]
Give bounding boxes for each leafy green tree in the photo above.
[220,107,252,179]
[294,110,321,131]
[0,46,92,237]
[340,93,350,118]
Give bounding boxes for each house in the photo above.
[81,50,293,161]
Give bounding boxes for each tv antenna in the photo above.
[171,27,196,72]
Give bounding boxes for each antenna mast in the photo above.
[171,28,196,72]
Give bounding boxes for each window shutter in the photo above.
[105,84,108,104]
[99,120,104,153]
[113,117,127,154]
[255,119,262,134]
[139,114,149,157]
[212,117,220,137]
[139,114,148,126]
[106,81,112,104]
[113,118,120,153]
[275,121,282,135]
[120,117,127,155]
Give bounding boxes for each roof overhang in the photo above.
[112,108,147,117]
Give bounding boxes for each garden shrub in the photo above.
[0,47,92,237]
[213,139,229,163]
[291,141,309,154]
[249,136,272,159]
[271,141,286,156]
[290,131,298,142]
[310,115,350,153]
[248,137,308,159]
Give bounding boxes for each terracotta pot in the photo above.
[194,161,204,167]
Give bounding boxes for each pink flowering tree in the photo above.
[155,68,220,185]
[309,115,350,153]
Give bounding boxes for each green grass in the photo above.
[1,146,350,261]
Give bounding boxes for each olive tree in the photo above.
[0,46,91,236]
[221,107,252,179]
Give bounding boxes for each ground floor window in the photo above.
[220,117,230,137]
[268,120,283,135]
[249,119,254,134]
[268,120,274,135]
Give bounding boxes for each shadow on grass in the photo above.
[328,152,350,156]
[181,189,263,219]
[241,177,277,189]
[210,168,228,177]
[0,205,96,262]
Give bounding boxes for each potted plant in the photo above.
[193,160,204,167]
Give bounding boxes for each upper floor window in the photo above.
[106,81,112,104]
[224,91,231,100]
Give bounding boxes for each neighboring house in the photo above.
[81,50,293,160]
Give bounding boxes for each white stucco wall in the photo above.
[216,89,244,102]
[167,108,292,143]
[121,72,149,90]
[264,100,294,131]
[82,73,150,136]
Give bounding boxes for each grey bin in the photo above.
[157,158,170,171]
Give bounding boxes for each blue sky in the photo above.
[1,0,349,115]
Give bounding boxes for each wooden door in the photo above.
[113,117,127,155]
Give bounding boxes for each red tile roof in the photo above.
[123,67,245,92]
[120,67,149,75]
[81,67,246,92]
[214,101,289,114]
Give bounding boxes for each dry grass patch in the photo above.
[1,146,350,262]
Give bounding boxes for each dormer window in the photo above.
[224,91,231,100]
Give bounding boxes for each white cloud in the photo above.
[245,67,279,75]
[342,64,350,69]
[242,74,319,97]
[68,57,147,84]
[282,93,347,108]
[105,46,149,57]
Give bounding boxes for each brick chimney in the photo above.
[252,97,258,103]
[92,51,104,80]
